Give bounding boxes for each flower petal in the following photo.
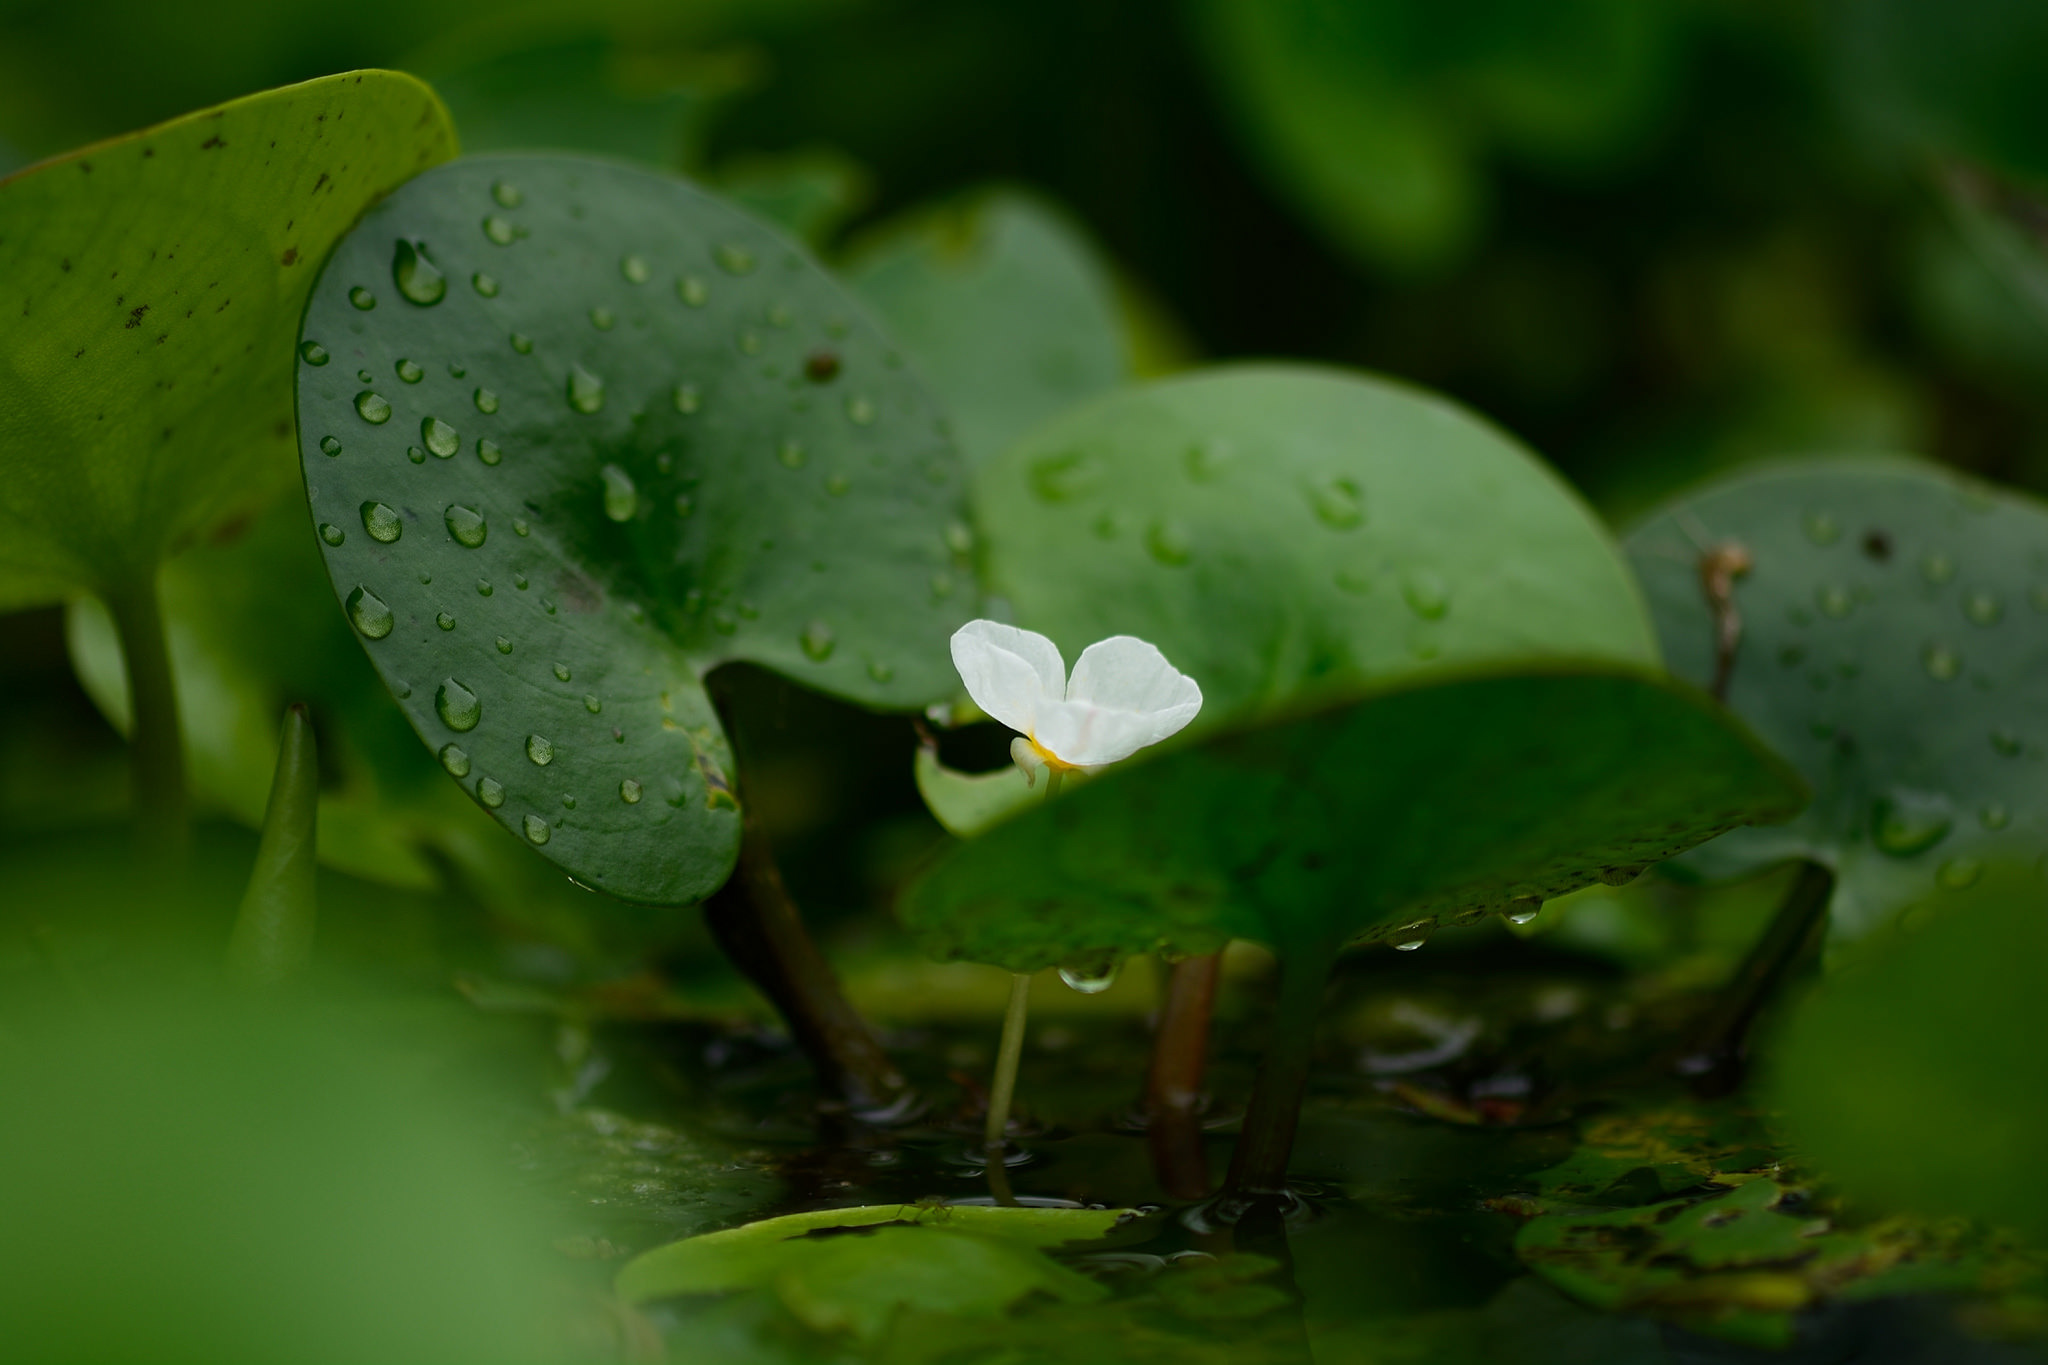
[1032,697,1197,768]
[1066,636,1203,718]
[950,620,1067,737]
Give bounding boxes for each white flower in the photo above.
[949,620,1203,772]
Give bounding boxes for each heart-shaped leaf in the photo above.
[0,71,457,610]
[974,366,1658,731]
[297,154,974,904]
[843,189,1134,467]
[1624,457,2048,938]
[900,667,1806,970]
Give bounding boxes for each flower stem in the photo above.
[1675,858,1834,1095]
[227,704,319,986]
[983,971,1032,1200]
[1223,951,1331,1201]
[1146,950,1222,1199]
[105,569,187,861]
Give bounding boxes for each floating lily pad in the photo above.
[1774,866,2048,1246]
[0,71,456,610]
[616,1203,1125,1339]
[843,188,1133,466]
[901,668,1805,969]
[1625,457,2048,939]
[297,154,973,903]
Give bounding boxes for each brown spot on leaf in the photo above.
[280,246,298,266]
[125,304,148,328]
[804,349,841,382]
[199,135,224,150]
[312,172,329,193]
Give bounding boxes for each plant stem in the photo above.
[701,804,911,1115]
[105,570,186,859]
[1223,951,1331,1201]
[227,704,319,986]
[983,971,1033,1205]
[1146,951,1222,1200]
[1676,859,1835,1095]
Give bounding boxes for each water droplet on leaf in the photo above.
[495,636,512,654]
[523,814,549,844]
[1057,953,1121,994]
[477,439,502,466]
[345,586,392,638]
[349,286,376,310]
[354,391,392,424]
[778,440,806,470]
[600,464,637,521]
[1937,857,1982,890]
[483,215,516,246]
[567,365,605,414]
[715,243,756,275]
[478,777,504,807]
[439,744,470,778]
[527,734,554,765]
[673,383,700,415]
[678,275,708,307]
[1402,569,1450,620]
[620,779,642,804]
[435,678,481,732]
[319,435,342,457]
[1922,552,1956,585]
[1309,477,1364,529]
[1145,519,1191,566]
[1872,789,1953,857]
[392,238,446,305]
[361,502,402,543]
[300,341,329,365]
[1964,589,2003,625]
[422,417,459,458]
[553,662,572,682]
[845,394,875,425]
[800,620,835,662]
[318,523,344,546]
[1923,642,1960,681]
[1802,510,1840,545]
[444,504,486,547]
[621,254,650,284]
[394,358,423,384]
[435,611,456,631]
[474,387,499,414]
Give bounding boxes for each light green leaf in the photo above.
[976,365,1658,734]
[914,742,1041,838]
[616,1203,1127,1339]
[0,71,457,610]
[844,189,1133,467]
[901,668,1806,969]
[1625,456,2048,939]
[297,154,975,904]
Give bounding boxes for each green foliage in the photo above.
[974,367,1656,736]
[1625,457,2048,939]
[902,668,1805,970]
[0,71,458,610]
[1773,866,2048,1246]
[297,153,974,903]
[843,189,1133,467]
[226,704,319,984]
[617,1204,1125,1340]
[1192,0,1678,273]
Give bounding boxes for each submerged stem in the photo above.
[105,570,186,859]
[227,704,319,986]
[1145,951,1222,1200]
[984,971,1033,1204]
[1223,952,1331,1201]
[1676,858,1835,1095]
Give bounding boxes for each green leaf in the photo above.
[977,366,1659,732]
[66,497,490,890]
[914,741,1041,838]
[615,1203,1126,1339]
[1624,456,2048,939]
[900,667,1806,970]
[1773,865,2048,1246]
[718,147,872,249]
[296,154,974,904]
[0,71,458,610]
[227,704,319,985]
[843,188,1133,468]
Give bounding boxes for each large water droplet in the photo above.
[436,611,456,631]
[1872,789,1953,857]
[1029,450,1100,503]
[1923,642,1960,681]
[1938,857,1982,890]
[474,387,499,414]
[354,391,392,424]
[346,585,393,638]
[567,365,605,415]
[621,254,650,285]
[600,464,637,521]
[553,662,572,682]
[435,678,481,732]
[1964,589,2004,626]
[445,504,487,548]
[361,502,402,543]
[392,238,446,306]
[715,243,756,275]
[483,215,516,246]
[439,744,470,778]
[526,734,554,766]
[478,777,505,808]
[300,340,329,366]
[800,620,835,662]
[1391,922,1432,951]
[1310,477,1365,530]
[418,417,457,459]
[1145,519,1191,566]
[318,523,344,546]
[523,814,550,844]
[1506,897,1543,926]
[349,286,376,310]
[1802,510,1840,545]
[1402,569,1450,620]
[395,357,424,384]
[1056,953,1121,994]
[620,779,643,804]
[477,439,502,466]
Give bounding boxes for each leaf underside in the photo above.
[297,154,976,904]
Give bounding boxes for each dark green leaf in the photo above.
[1625,457,2048,938]
[297,154,975,903]
[0,71,458,609]
[901,668,1806,969]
